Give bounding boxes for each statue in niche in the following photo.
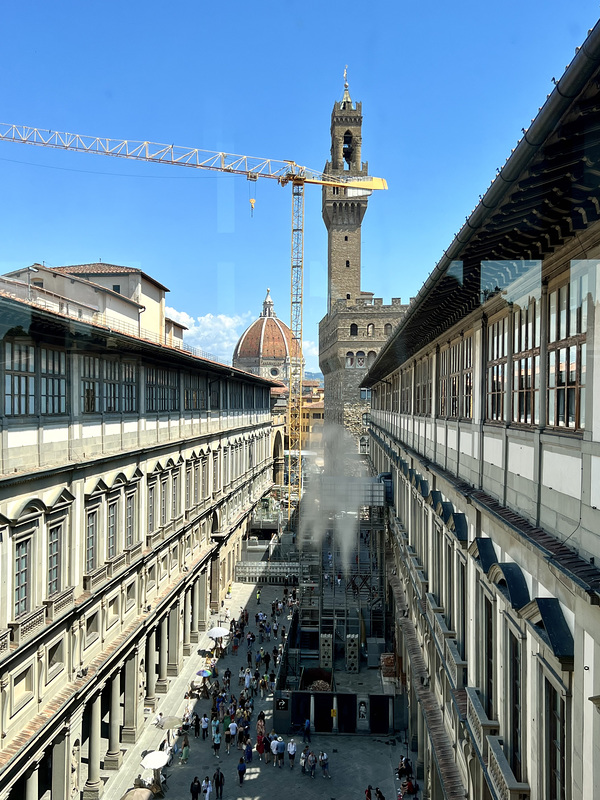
[70,741,80,798]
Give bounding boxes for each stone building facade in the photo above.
[318,81,408,457]
[364,25,600,800]
[0,265,275,799]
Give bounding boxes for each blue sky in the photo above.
[1,2,598,370]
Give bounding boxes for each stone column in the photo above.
[309,694,315,735]
[190,579,200,643]
[104,668,122,769]
[51,730,69,800]
[122,649,143,743]
[198,571,207,632]
[146,628,157,709]
[417,704,425,780]
[167,602,182,677]
[156,616,169,694]
[410,687,418,752]
[25,761,39,800]
[83,690,104,800]
[332,695,339,734]
[183,588,192,656]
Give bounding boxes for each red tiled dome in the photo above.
[233,290,299,363]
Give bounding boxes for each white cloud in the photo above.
[166,306,253,362]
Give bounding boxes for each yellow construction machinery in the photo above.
[0,123,387,516]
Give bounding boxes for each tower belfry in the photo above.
[322,69,369,313]
[318,75,408,458]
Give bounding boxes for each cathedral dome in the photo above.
[233,290,301,381]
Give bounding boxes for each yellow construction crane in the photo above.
[0,123,387,514]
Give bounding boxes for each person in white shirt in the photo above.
[270,736,278,767]
[154,712,164,728]
[201,776,213,799]
[287,738,297,769]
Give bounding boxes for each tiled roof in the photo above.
[234,316,299,361]
[53,263,140,275]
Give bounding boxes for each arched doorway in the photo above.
[272,429,284,485]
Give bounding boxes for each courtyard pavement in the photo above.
[103,580,409,800]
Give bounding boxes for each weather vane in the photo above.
[344,64,348,88]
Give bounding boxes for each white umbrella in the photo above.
[207,626,230,639]
[140,750,169,770]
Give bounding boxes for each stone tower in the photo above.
[322,76,369,313]
[319,76,409,460]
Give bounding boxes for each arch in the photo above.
[343,130,353,167]
[345,351,355,368]
[350,323,358,336]
[384,323,393,336]
[211,510,220,533]
[366,323,375,337]
[356,351,365,368]
[367,350,377,367]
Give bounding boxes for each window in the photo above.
[81,356,100,413]
[107,501,117,559]
[202,457,208,498]
[367,351,377,368]
[41,348,67,414]
[509,632,522,781]
[112,284,120,293]
[184,373,207,410]
[210,380,220,411]
[126,493,135,547]
[5,341,35,415]
[400,369,411,414]
[103,360,119,412]
[350,323,358,336]
[172,473,179,518]
[384,323,393,336]
[415,357,432,416]
[360,388,371,401]
[15,539,30,617]
[511,296,541,425]
[346,351,355,368]
[547,272,587,429]
[194,462,199,504]
[48,524,61,596]
[47,638,64,674]
[121,362,137,412]
[146,368,179,412]
[484,596,494,718]
[546,678,566,800]
[85,510,97,573]
[212,452,220,493]
[161,479,168,526]
[367,323,374,337]
[148,484,155,533]
[346,260,350,268]
[487,318,508,421]
[185,469,191,510]
[356,350,365,368]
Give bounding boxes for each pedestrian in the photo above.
[244,738,253,763]
[201,776,212,799]
[287,737,296,769]
[307,750,317,778]
[232,632,239,655]
[269,670,276,692]
[201,712,209,740]
[276,735,285,767]
[365,785,373,800]
[281,625,286,642]
[180,739,190,765]
[154,712,164,728]
[213,729,221,758]
[256,588,261,604]
[213,768,224,799]
[264,734,271,764]
[237,757,246,785]
[273,620,278,638]
[300,745,309,773]
[256,733,265,761]
[190,776,202,800]
[247,650,252,667]
[319,750,331,778]
[259,676,267,698]
[375,789,386,800]
[264,652,271,672]
[270,735,278,767]
[228,719,237,754]
[265,622,271,641]
[255,612,260,628]
[224,723,232,754]
[193,713,200,738]
[302,717,311,743]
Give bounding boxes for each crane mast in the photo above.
[0,122,387,521]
